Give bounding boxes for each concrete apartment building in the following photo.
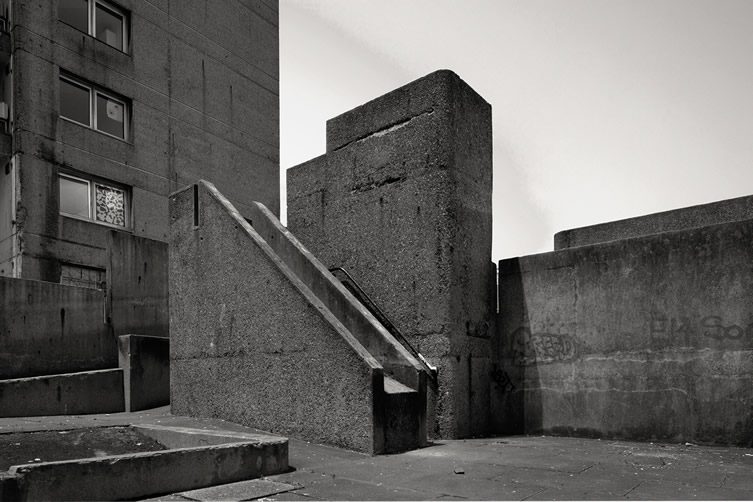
[0,0,279,285]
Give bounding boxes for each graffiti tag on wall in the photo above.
[649,313,753,346]
[490,367,516,393]
[510,327,577,366]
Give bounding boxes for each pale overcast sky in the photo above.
[279,0,753,261]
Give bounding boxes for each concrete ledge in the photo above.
[0,369,124,417]
[9,433,288,501]
[119,334,170,412]
[554,194,753,250]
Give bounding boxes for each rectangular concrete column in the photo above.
[288,70,494,439]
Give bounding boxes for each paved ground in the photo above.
[2,408,752,500]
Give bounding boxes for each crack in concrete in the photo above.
[623,481,643,497]
[332,109,435,152]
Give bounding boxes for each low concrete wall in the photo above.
[0,369,124,417]
[169,182,384,453]
[119,335,170,412]
[495,218,753,446]
[554,194,753,250]
[0,276,115,379]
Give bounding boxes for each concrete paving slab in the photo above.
[286,476,434,501]
[624,479,752,500]
[260,490,322,501]
[262,434,753,501]
[180,479,296,501]
[4,407,753,501]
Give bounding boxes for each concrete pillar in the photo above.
[287,70,494,438]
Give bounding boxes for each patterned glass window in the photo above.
[59,173,129,228]
[95,184,126,227]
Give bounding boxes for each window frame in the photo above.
[59,0,130,53]
[59,73,130,141]
[58,172,132,230]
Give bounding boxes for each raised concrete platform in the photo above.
[0,407,288,501]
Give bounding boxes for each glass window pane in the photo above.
[59,176,90,218]
[95,4,124,51]
[96,94,125,138]
[95,184,126,227]
[60,0,89,33]
[60,79,91,126]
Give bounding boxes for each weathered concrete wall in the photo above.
[0,368,124,417]
[107,231,168,337]
[12,0,279,281]
[0,276,115,378]
[119,334,169,412]
[495,218,753,446]
[287,70,494,439]
[0,161,13,276]
[555,194,753,250]
[170,182,384,453]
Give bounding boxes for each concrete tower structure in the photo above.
[288,70,495,439]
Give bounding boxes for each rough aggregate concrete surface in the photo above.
[288,70,495,440]
[169,183,378,453]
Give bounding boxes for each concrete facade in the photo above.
[0,0,279,282]
[287,70,495,440]
[495,217,753,446]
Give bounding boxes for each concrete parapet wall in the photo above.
[554,194,753,250]
[169,182,384,453]
[495,219,753,446]
[119,335,170,412]
[0,276,115,379]
[0,369,124,417]
[288,70,494,439]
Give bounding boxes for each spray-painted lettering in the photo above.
[510,327,576,366]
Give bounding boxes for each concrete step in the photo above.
[0,369,124,417]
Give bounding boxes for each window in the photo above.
[59,173,130,228]
[60,74,129,140]
[59,0,129,52]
